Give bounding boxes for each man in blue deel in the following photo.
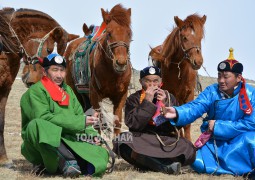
[163,48,255,176]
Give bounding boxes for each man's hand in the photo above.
[93,137,101,146]
[156,88,166,101]
[162,107,177,119]
[145,86,158,102]
[85,116,99,126]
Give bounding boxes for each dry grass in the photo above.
[0,67,252,180]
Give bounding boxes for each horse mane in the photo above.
[161,14,205,60]
[108,4,131,28]
[184,14,205,38]
[161,27,179,59]
[0,7,15,20]
[5,8,61,43]
[12,8,59,28]
[0,10,20,53]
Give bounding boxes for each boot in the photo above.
[134,153,181,175]
[57,142,81,178]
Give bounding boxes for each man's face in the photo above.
[140,75,162,90]
[217,71,241,95]
[43,65,66,86]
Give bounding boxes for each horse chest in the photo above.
[0,56,13,87]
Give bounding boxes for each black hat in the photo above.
[40,42,66,68]
[140,66,161,79]
[42,53,66,68]
[217,48,243,74]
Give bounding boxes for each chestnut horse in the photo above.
[65,4,132,135]
[149,14,206,141]
[0,7,78,164]
[21,23,93,88]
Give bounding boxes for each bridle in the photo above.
[170,28,201,79]
[97,34,131,65]
[91,29,131,92]
[106,40,130,63]
[21,26,61,65]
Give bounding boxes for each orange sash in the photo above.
[139,89,156,126]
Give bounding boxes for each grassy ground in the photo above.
[0,68,251,180]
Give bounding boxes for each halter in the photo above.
[97,34,130,65]
[106,40,130,62]
[170,29,201,79]
[92,34,131,92]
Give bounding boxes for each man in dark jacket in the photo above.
[113,66,196,174]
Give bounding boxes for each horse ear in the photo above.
[83,23,90,36]
[67,34,79,42]
[127,8,131,17]
[101,8,111,24]
[201,15,207,24]
[51,27,64,42]
[174,16,184,28]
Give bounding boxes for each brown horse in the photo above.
[22,24,93,89]
[65,4,132,135]
[0,7,78,164]
[149,14,206,141]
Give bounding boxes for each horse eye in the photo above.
[182,36,188,41]
[108,33,111,38]
[47,48,52,54]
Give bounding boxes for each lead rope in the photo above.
[170,58,185,79]
[93,107,115,173]
[100,137,115,173]
[211,137,220,175]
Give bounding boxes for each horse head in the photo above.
[21,27,79,87]
[83,23,95,37]
[100,4,132,73]
[174,14,206,70]
[148,45,164,67]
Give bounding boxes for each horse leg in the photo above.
[182,90,193,142]
[112,92,128,135]
[0,90,9,163]
[89,87,101,133]
[183,124,191,141]
[81,94,91,112]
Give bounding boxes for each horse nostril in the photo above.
[116,59,127,66]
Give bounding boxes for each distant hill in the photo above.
[129,68,255,94]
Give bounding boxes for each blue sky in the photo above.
[1,0,255,80]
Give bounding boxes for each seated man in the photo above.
[20,50,109,178]
[163,48,255,176]
[113,66,196,174]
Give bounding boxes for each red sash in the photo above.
[239,77,253,115]
[41,76,69,106]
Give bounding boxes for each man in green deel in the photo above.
[20,48,109,178]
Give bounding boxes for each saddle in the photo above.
[72,23,106,93]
